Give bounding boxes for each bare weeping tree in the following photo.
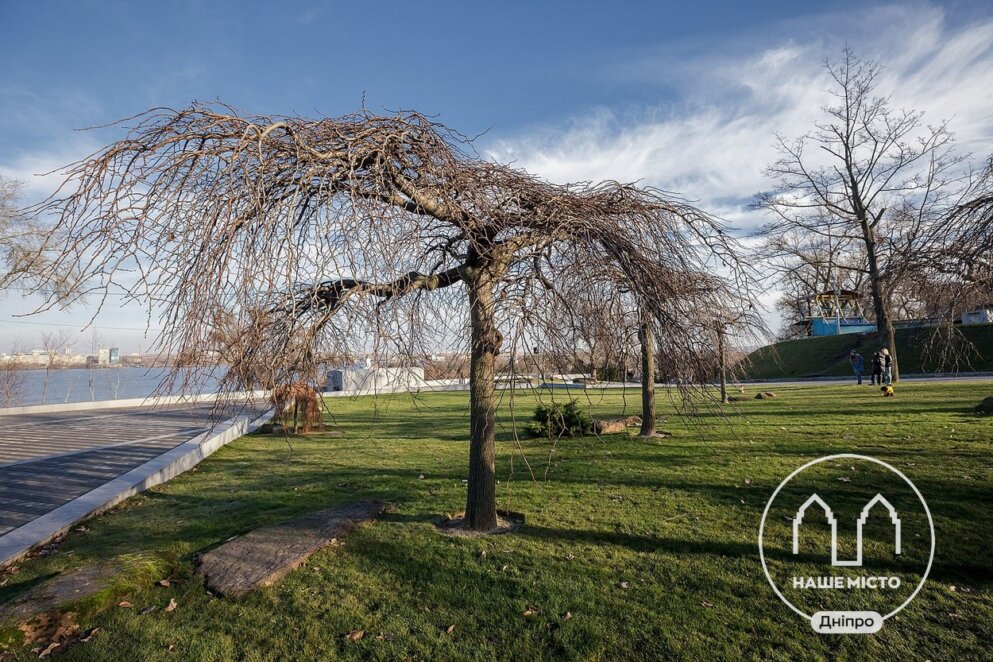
[27,103,750,531]
[756,49,969,381]
[909,156,993,369]
[936,158,993,294]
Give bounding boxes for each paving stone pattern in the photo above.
[0,403,264,537]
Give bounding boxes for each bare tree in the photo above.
[0,342,25,407]
[755,49,969,381]
[39,328,72,404]
[28,104,752,531]
[903,156,993,370]
[0,175,77,295]
[0,175,28,283]
[86,331,104,401]
[758,210,870,337]
[931,157,993,300]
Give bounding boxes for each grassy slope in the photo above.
[0,384,990,660]
[743,323,993,379]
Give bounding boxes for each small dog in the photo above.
[881,385,894,397]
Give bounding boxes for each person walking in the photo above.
[882,348,893,385]
[871,351,884,386]
[852,351,864,385]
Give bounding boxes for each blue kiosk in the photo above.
[803,290,876,337]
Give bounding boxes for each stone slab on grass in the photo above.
[0,561,122,624]
[197,500,384,598]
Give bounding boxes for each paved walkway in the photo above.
[0,403,265,538]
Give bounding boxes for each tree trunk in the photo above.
[886,318,899,382]
[638,313,656,437]
[465,270,499,531]
[860,218,900,382]
[717,325,728,403]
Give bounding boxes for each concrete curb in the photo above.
[0,407,274,568]
[0,390,269,417]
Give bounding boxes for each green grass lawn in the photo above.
[1,383,992,660]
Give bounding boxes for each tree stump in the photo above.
[196,500,384,598]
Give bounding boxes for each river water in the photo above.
[2,367,224,407]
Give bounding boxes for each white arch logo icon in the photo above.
[792,493,901,566]
[759,453,935,633]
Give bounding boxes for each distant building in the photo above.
[796,293,993,338]
[326,365,426,392]
[962,306,993,326]
[95,347,120,366]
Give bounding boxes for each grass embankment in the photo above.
[1,384,992,660]
[743,323,993,379]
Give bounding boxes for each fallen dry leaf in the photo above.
[118,601,133,609]
[522,608,537,617]
[563,612,573,621]
[158,579,171,588]
[80,627,101,643]
[446,624,455,634]
[617,581,630,589]
[38,642,60,658]
[345,629,365,641]
[701,601,713,608]
[165,598,178,612]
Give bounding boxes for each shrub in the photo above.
[529,400,593,438]
[271,382,324,433]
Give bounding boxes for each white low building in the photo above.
[962,307,993,325]
[326,365,427,392]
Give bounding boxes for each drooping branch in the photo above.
[21,102,763,532]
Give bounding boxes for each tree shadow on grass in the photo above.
[514,523,993,583]
[0,571,59,607]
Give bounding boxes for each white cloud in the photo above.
[0,138,100,200]
[484,3,993,234]
[482,3,993,335]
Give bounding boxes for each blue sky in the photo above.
[2,0,992,352]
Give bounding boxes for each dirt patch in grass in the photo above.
[436,510,524,537]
